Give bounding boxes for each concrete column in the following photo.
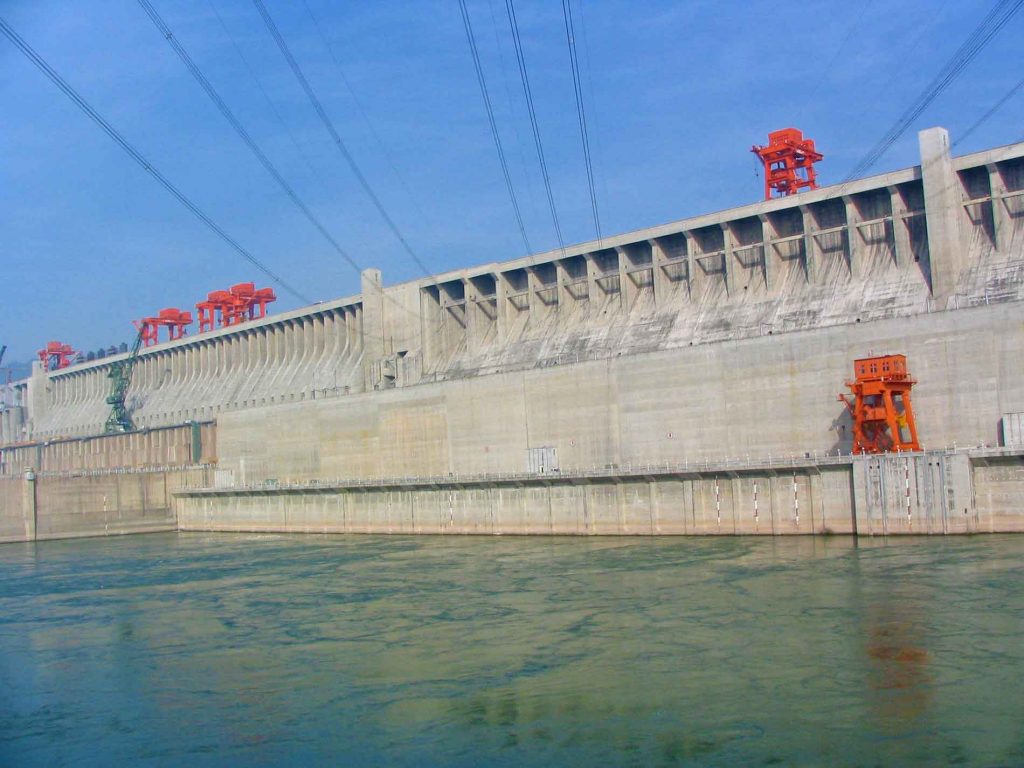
[800,206,817,283]
[682,231,698,297]
[22,468,37,541]
[361,269,385,390]
[648,239,670,306]
[616,247,637,310]
[584,253,601,298]
[494,272,509,342]
[888,186,912,268]
[463,278,479,354]
[987,162,1009,252]
[919,127,966,304]
[25,361,50,438]
[555,260,573,307]
[757,215,777,292]
[843,196,863,278]
[719,223,734,295]
[527,267,552,323]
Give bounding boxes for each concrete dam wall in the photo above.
[6,128,1023,446]
[2,127,1024,539]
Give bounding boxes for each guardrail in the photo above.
[174,446,1024,496]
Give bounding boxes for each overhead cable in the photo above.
[843,0,1024,182]
[137,0,367,279]
[561,0,601,241]
[505,0,566,252]
[953,74,1024,148]
[458,0,533,254]
[300,0,427,223]
[0,14,311,305]
[250,0,437,282]
[205,0,332,192]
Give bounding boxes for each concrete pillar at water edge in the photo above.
[361,268,385,391]
[919,127,966,305]
[22,468,37,541]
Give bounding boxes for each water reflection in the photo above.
[865,601,932,726]
[0,533,1021,767]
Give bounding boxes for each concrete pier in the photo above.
[173,449,1022,537]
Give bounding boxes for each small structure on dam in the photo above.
[2,126,1024,539]
[838,354,921,455]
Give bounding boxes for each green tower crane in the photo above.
[105,331,144,433]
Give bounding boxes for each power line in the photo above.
[250,0,437,282]
[299,0,427,223]
[954,74,1024,148]
[574,0,610,233]
[0,14,311,305]
[504,0,566,252]
[458,0,533,254]
[799,0,875,124]
[843,0,1024,182]
[137,0,366,279]
[561,0,601,242]
[487,0,540,227]
[205,0,333,193]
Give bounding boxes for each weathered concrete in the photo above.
[174,449,1023,536]
[0,422,215,477]
[4,127,1023,540]
[7,129,1024,443]
[0,466,213,543]
[209,300,1024,486]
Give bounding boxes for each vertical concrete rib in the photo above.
[494,272,510,342]
[919,127,965,304]
[888,186,913,268]
[648,239,669,306]
[987,163,1009,252]
[843,196,864,279]
[361,269,385,391]
[800,206,816,283]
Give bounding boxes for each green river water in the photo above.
[0,533,1022,766]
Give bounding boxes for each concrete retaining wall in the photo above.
[176,465,856,536]
[0,422,216,477]
[0,466,212,543]
[174,450,1024,537]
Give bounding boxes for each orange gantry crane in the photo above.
[37,341,77,371]
[133,308,193,347]
[751,128,823,200]
[196,283,276,332]
[838,354,921,454]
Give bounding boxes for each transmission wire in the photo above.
[250,0,438,283]
[138,0,366,280]
[561,0,601,242]
[458,0,533,254]
[299,0,428,225]
[954,74,1024,148]
[504,0,566,252]
[843,0,1024,182]
[0,14,311,305]
[204,0,332,193]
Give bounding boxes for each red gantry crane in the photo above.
[133,308,193,348]
[751,128,823,200]
[196,283,276,332]
[838,354,921,454]
[37,341,77,371]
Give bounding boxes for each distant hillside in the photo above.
[2,358,32,382]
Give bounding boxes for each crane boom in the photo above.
[104,331,144,433]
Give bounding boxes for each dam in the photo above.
[2,127,1024,539]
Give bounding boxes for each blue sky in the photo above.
[1,0,1022,363]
